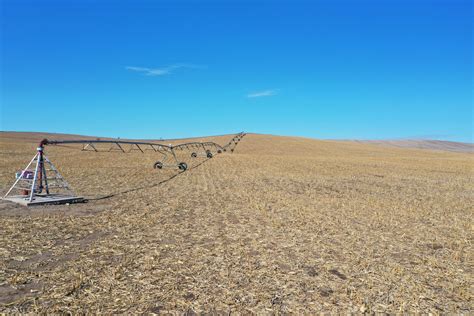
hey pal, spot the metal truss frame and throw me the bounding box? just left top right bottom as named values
left=3, top=132, right=246, bottom=206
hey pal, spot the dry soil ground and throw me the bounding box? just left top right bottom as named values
left=354, top=139, right=473, bottom=153
left=0, top=132, right=472, bottom=313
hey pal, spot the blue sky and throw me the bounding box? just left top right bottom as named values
left=1, top=0, right=472, bottom=141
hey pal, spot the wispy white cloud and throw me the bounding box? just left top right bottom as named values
left=246, top=89, right=278, bottom=98
left=126, top=64, right=204, bottom=76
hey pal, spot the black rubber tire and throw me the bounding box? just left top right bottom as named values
left=153, top=161, right=163, bottom=169
left=178, top=162, right=188, bottom=171
left=191, top=152, right=197, bottom=158
left=217, top=150, right=222, bottom=154
left=207, top=152, right=213, bottom=158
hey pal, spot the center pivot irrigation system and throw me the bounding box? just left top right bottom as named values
left=3, top=132, right=246, bottom=206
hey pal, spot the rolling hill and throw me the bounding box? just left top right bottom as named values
left=0, top=132, right=472, bottom=313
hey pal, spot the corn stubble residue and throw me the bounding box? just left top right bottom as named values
left=0, top=133, right=472, bottom=313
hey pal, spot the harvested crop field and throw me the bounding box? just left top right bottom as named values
left=0, top=132, right=472, bottom=313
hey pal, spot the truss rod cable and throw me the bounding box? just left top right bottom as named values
left=43, top=132, right=245, bottom=154
left=48, top=143, right=87, bottom=150
left=172, top=141, right=225, bottom=151
left=45, top=139, right=174, bottom=150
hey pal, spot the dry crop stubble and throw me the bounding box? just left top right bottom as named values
left=0, top=132, right=472, bottom=313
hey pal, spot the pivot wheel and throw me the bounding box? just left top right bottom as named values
left=217, top=150, right=222, bottom=154
left=178, top=162, right=188, bottom=171
left=191, top=152, right=197, bottom=158
left=207, top=152, right=213, bottom=158
left=153, top=161, right=163, bottom=169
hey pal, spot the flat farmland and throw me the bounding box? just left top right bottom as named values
left=0, top=132, right=472, bottom=313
